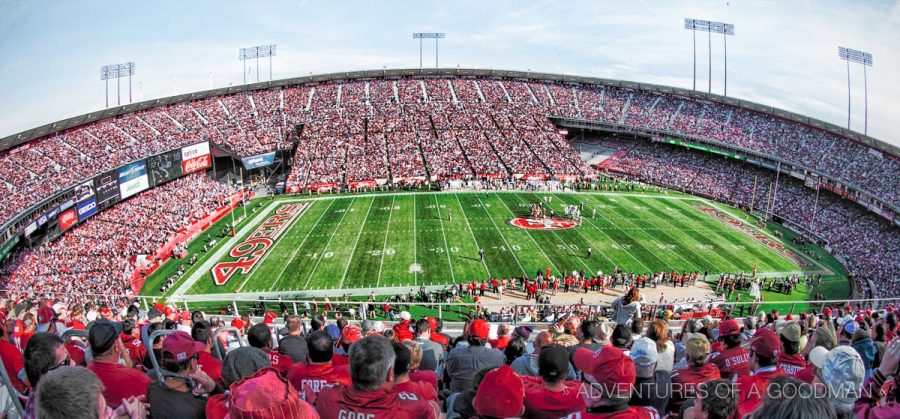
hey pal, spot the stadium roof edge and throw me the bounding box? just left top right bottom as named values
left=1, top=67, right=896, bottom=158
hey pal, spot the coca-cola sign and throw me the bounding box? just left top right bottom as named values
left=58, top=208, right=78, bottom=231
left=182, top=154, right=211, bottom=174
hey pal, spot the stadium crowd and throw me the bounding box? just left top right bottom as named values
left=605, top=140, right=899, bottom=298
left=0, top=174, right=236, bottom=307
left=4, top=75, right=896, bottom=227
left=1, top=293, right=900, bottom=418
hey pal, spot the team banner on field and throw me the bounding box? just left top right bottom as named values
left=241, top=152, right=276, bottom=170
left=118, top=160, right=150, bottom=199
left=210, top=203, right=309, bottom=286
left=148, top=149, right=183, bottom=186
left=181, top=142, right=211, bottom=174
left=94, top=169, right=121, bottom=210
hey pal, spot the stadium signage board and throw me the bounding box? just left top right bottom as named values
left=210, top=203, right=308, bottom=286
left=57, top=208, right=78, bottom=232
left=148, top=149, right=184, bottom=186
left=181, top=142, right=211, bottom=174
left=94, top=169, right=121, bottom=210
left=118, top=160, right=150, bottom=199
left=240, top=152, right=276, bottom=170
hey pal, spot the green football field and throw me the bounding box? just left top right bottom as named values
left=142, top=190, right=848, bottom=304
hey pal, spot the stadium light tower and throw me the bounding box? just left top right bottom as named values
left=100, top=62, right=136, bottom=108
left=239, top=44, right=277, bottom=84
left=684, top=19, right=734, bottom=95
left=838, top=47, right=873, bottom=134
left=413, top=33, right=446, bottom=68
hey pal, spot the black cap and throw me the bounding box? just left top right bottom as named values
left=88, top=319, right=123, bottom=355
left=538, top=344, right=569, bottom=382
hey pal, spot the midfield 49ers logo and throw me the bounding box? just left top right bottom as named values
left=211, top=203, right=309, bottom=285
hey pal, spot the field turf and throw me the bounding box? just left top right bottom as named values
left=143, top=191, right=847, bottom=307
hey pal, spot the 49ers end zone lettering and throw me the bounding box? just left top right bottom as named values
left=211, top=203, right=309, bottom=285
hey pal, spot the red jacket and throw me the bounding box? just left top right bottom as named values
left=87, top=360, right=151, bottom=409
left=490, top=336, right=511, bottom=350
left=669, top=363, right=721, bottom=413
left=315, top=384, right=436, bottom=419
left=197, top=350, right=225, bottom=387
left=735, top=366, right=783, bottom=418
left=393, top=320, right=414, bottom=342
left=394, top=379, right=438, bottom=403
left=264, top=349, right=293, bottom=376
left=854, top=371, right=900, bottom=419
left=520, top=375, right=584, bottom=419
left=120, top=333, right=147, bottom=369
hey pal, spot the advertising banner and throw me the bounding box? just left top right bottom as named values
left=94, top=169, right=121, bottom=210
left=181, top=142, right=211, bottom=174
left=118, top=160, right=150, bottom=199
left=58, top=208, right=78, bottom=232
left=148, top=149, right=183, bottom=186
left=74, top=180, right=95, bottom=203
left=76, top=197, right=98, bottom=221
left=241, top=152, right=276, bottom=170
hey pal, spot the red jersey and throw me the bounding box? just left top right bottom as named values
left=430, top=333, right=449, bottom=348
left=0, top=340, right=25, bottom=393
left=87, top=360, right=152, bottom=409
left=795, top=363, right=816, bottom=384
left=197, top=350, right=225, bottom=387
left=332, top=353, right=350, bottom=367
left=409, top=369, right=438, bottom=392
left=490, top=336, right=511, bottom=350
left=394, top=379, right=438, bottom=403
left=316, top=384, right=436, bottom=419
left=776, top=353, right=807, bottom=377
left=710, top=346, right=750, bottom=380
left=287, top=361, right=351, bottom=405
left=521, top=375, right=584, bottom=419
left=264, top=349, right=293, bottom=376
left=735, top=367, right=784, bottom=418
left=583, top=406, right=660, bottom=419
left=120, top=333, right=147, bottom=369
left=669, top=363, right=721, bottom=413
left=205, top=394, right=229, bottom=419
left=19, top=331, right=33, bottom=352
left=65, top=340, right=88, bottom=366
left=393, top=321, right=414, bottom=342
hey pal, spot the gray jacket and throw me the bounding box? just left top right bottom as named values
left=414, top=337, right=445, bottom=372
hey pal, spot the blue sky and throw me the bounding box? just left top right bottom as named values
left=1, top=0, right=898, bottom=148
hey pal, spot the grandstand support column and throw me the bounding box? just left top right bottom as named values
left=846, top=58, right=851, bottom=129
left=420, top=37, right=423, bottom=68
left=693, top=29, right=696, bottom=90
left=708, top=29, right=711, bottom=94
left=105, top=78, right=108, bottom=108
left=863, top=64, right=868, bottom=135
left=723, top=32, right=727, bottom=96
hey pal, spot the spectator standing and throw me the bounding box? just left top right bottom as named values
left=413, top=319, right=444, bottom=372
left=610, top=288, right=641, bottom=326
left=279, top=315, right=309, bottom=363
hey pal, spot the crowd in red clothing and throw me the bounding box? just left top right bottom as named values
left=0, top=173, right=236, bottom=307
left=3, top=294, right=900, bottom=418
left=606, top=139, right=899, bottom=299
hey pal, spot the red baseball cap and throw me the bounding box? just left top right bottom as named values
left=164, top=306, right=174, bottom=317
left=179, top=311, right=191, bottom=321
left=468, top=319, right=490, bottom=340
left=263, top=312, right=277, bottom=325
left=472, top=366, right=524, bottom=418
left=231, top=318, right=246, bottom=329
left=341, top=324, right=362, bottom=345
left=745, top=328, right=781, bottom=359
left=855, top=314, right=865, bottom=323
left=427, top=317, right=438, bottom=332
left=229, top=368, right=314, bottom=419
left=573, top=346, right=636, bottom=397
left=718, top=319, right=740, bottom=337
left=823, top=307, right=833, bottom=316
left=785, top=314, right=794, bottom=321
left=161, top=331, right=205, bottom=362
left=100, top=307, right=113, bottom=319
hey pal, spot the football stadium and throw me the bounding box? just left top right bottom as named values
left=0, top=2, right=898, bottom=418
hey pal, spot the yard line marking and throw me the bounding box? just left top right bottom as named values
left=454, top=193, right=492, bottom=277
left=474, top=194, right=527, bottom=276
left=434, top=195, right=457, bottom=283
left=303, top=197, right=356, bottom=290
left=616, top=196, right=731, bottom=271
left=574, top=194, right=660, bottom=273
left=267, top=200, right=335, bottom=291
left=339, top=197, right=375, bottom=289
left=376, top=196, right=396, bottom=287
left=493, top=194, right=561, bottom=275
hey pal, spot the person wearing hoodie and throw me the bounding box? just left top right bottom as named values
left=610, top=287, right=641, bottom=326
left=850, top=323, right=876, bottom=379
